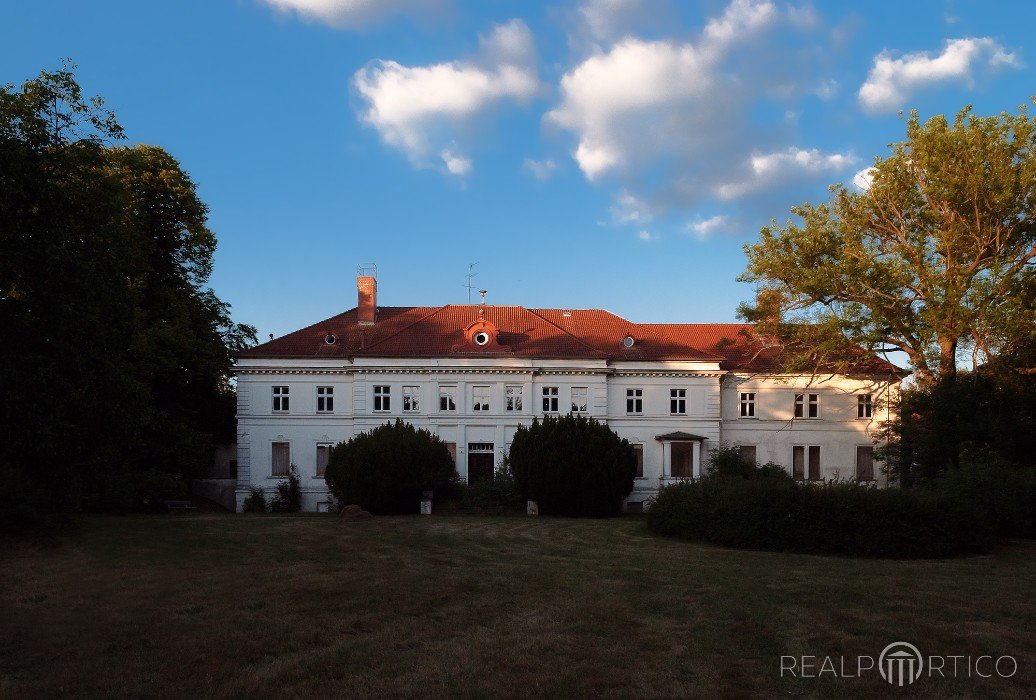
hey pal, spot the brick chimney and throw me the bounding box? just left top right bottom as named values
left=357, top=275, right=377, bottom=325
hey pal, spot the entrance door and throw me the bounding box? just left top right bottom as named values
left=467, top=443, right=495, bottom=485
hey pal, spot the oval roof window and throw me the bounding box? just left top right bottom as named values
left=324, top=333, right=337, bottom=345
left=473, top=331, right=491, bottom=346
left=622, top=336, right=635, bottom=348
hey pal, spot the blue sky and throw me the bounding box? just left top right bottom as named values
left=2, top=0, right=1033, bottom=340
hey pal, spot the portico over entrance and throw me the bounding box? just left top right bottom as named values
left=655, top=432, right=706, bottom=481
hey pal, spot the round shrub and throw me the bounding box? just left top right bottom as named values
left=324, top=420, right=458, bottom=515
left=706, top=444, right=792, bottom=481
left=646, top=477, right=993, bottom=558
left=508, top=414, right=636, bottom=517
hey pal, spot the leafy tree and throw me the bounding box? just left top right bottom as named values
left=0, top=63, right=254, bottom=524
left=739, top=105, right=1036, bottom=384
left=508, top=414, right=636, bottom=517
left=324, top=420, right=458, bottom=515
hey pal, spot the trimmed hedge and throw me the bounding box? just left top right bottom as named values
left=929, top=455, right=1036, bottom=539
left=509, top=414, right=636, bottom=517
left=646, top=477, right=993, bottom=558
left=324, top=420, right=458, bottom=515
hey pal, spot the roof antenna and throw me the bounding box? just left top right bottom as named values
left=465, top=262, right=478, bottom=304
left=479, top=289, right=487, bottom=305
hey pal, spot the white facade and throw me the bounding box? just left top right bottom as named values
left=234, top=355, right=898, bottom=512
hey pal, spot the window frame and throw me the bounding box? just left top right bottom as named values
left=372, top=385, right=391, bottom=412
left=857, top=394, right=873, bottom=419
left=794, top=393, right=820, bottom=419
left=271, top=441, right=290, bottom=477
left=571, top=386, right=588, bottom=413
left=670, top=388, right=687, bottom=415
left=438, top=385, right=457, bottom=412
left=792, top=445, right=823, bottom=481
left=272, top=385, right=290, bottom=413
left=315, top=442, right=332, bottom=478
left=402, top=385, right=420, bottom=413
left=739, top=391, right=756, bottom=418
left=626, top=388, right=643, bottom=415
left=632, top=443, right=644, bottom=479
left=856, top=445, right=875, bottom=481
left=542, top=386, right=559, bottom=413
left=472, top=385, right=491, bottom=412
left=505, top=385, right=523, bottom=412
left=316, top=386, right=334, bottom=413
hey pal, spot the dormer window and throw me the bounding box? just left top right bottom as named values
left=464, top=319, right=499, bottom=348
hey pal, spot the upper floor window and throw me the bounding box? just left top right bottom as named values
left=571, top=387, right=588, bottom=413
left=857, top=394, right=873, bottom=419
left=794, top=393, right=820, bottom=419
left=402, top=386, right=420, bottom=412
left=670, top=389, right=687, bottom=415
left=626, top=388, right=643, bottom=414
left=542, top=386, right=559, bottom=413
left=272, top=386, right=289, bottom=413
left=316, top=386, right=333, bottom=413
left=505, top=385, right=523, bottom=412
left=373, top=385, right=390, bottom=412
left=739, top=392, right=756, bottom=418
left=439, top=385, right=457, bottom=412
left=472, top=385, right=490, bottom=412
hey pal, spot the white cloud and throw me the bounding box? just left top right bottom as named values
left=441, top=149, right=472, bottom=175
left=261, top=0, right=439, bottom=29
left=523, top=157, right=556, bottom=180
left=579, top=0, right=655, bottom=42
left=859, top=37, right=1021, bottom=114
left=686, top=214, right=733, bottom=239
left=812, top=79, right=839, bottom=100
left=852, top=166, right=876, bottom=191
left=549, top=0, right=853, bottom=221
left=637, top=229, right=658, bottom=242
left=716, top=147, right=856, bottom=199
left=353, top=19, right=540, bottom=174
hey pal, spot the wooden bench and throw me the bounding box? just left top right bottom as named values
left=165, top=500, right=195, bottom=514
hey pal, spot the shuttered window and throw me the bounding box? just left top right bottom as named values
left=272, top=442, right=290, bottom=477
left=856, top=446, right=875, bottom=481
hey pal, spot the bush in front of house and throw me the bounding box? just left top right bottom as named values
left=324, top=420, right=459, bottom=515
left=457, top=462, right=525, bottom=514
left=646, top=477, right=993, bottom=557
left=268, top=465, right=302, bottom=513
left=90, top=468, right=189, bottom=513
left=705, top=444, right=792, bottom=481
left=242, top=486, right=267, bottom=513
left=508, top=414, right=637, bottom=517
left=927, top=453, right=1036, bottom=539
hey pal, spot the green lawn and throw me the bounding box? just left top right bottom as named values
left=1, top=515, right=1033, bottom=698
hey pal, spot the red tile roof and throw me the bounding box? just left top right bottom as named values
left=237, top=304, right=903, bottom=375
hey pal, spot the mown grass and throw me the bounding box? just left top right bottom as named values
left=1, top=515, right=1034, bottom=698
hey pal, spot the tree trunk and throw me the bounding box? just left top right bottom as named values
left=938, top=336, right=958, bottom=379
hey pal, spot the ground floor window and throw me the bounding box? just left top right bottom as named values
left=671, top=442, right=693, bottom=478
left=739, top=445, right=757, bottom=464
left=856, top=445, right=875, bottom=481
left=272, top=442, right=290, bottom=477
left=467, top=443, right=494, bottom=485
left=792, top=445, right=822, bottom=481
left=316, top=443, right=331, bottom=478
left=632, top=444, right=644, bottom=478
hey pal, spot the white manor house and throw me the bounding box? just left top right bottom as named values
left=233, top=274, right=905, bottom=512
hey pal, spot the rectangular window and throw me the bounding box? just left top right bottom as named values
left=856, top=446, right=875, bottom=481
left=739, top=445, right=757, bottom=464
left=542, top=386, right=559, bottom=412
left=402, top=385, right=420, bottom=412
left=571, top=387, right=588, bottom=413
left=670, top=389, right=687, bottom=415
left=633, top=444, right=644, bottom=478
left=439, top=385, right=456, bottom=412
left=739, top=392, right=756, bottom=418
left=473, top=385, right=490, bottom=412
left=272, top=386, right=289, bottom=412
left=373, top=385, right=390, bottom=412
left=671, top=442, right=693, bottom=478
left=858, top=394, right=873, bottom=419
left=794, top=393, right=820, bottom=418
left=445, top=442, right=457, bottom=465
left=794, top=445, right=822, bottom=480
left=272, top=442, right=290, bottom=477
left=505, top=385, right=523, bottom=412
left=315, top=443, right=331, bottom=478
left=626, top=388, right=643, bottom=414
left=316, top=386, right=333, bottom=413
